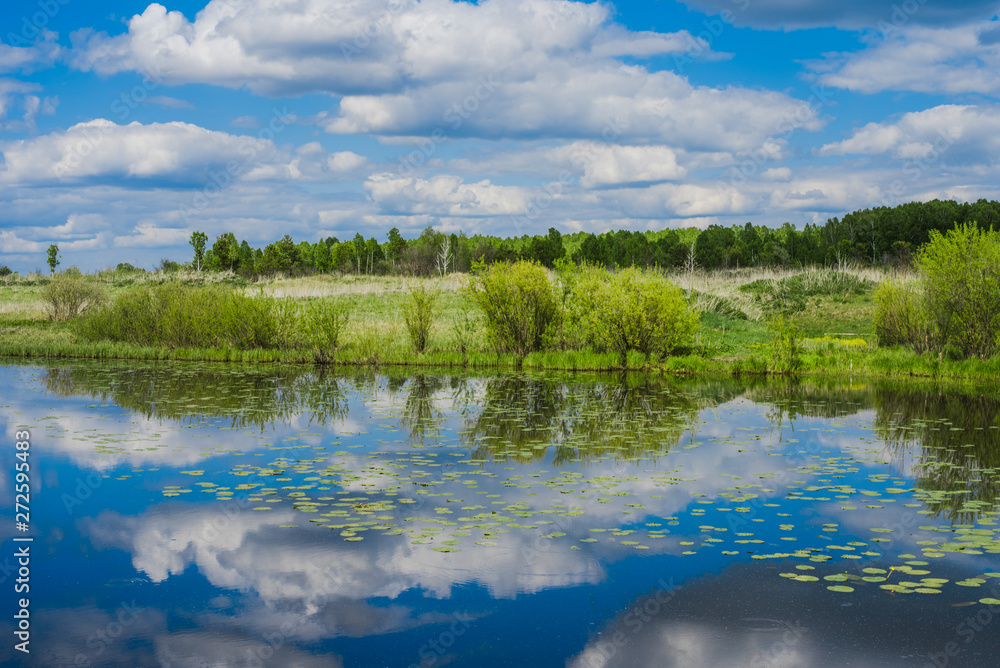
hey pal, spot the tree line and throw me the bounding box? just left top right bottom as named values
left=164, top=198, right=1000, bottom=277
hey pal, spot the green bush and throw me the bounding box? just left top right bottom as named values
left=575, top=267, right=698, bottom=365
left=76, top=283, right=297, bottom=349
left=918, top=223, right=1000, bottom=358
left=302, top=298, right=351, bottom=353
left=467, top=261, right=560, bottom=359
left=450, top=299, right=479, bottom=354
left=39, top=275, right=107, bottom=321
left=0, top=265, right=12, bottom=277
left=873, top=279, right=932, bottom=352
left=402, top=282, right=440, bottom=353
left=767, top=314, right=801, bottom=374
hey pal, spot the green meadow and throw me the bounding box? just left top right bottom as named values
left=3, top=261, right=998, bottom=381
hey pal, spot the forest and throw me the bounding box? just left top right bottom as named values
left=155, top=198, right=1000, bottom=279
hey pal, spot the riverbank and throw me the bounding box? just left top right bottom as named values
left=2, top=267, right=998, bottom=381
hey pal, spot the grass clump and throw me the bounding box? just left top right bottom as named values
left=40, top=275, right=107, bottom=321
left=302, top=298, right=350, bottom=355
left=740, top=269, right=876, bottom=314
left=402, top=282, right=440, bottom=354
left=873, top=279, right=932, bottom=352
left=76, top=283, right=294, bottom=349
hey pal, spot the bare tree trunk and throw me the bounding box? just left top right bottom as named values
left=437, top=235, right=451, bottom=277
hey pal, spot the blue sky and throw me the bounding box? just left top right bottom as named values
left=2, top=0, right=1000, bottom=271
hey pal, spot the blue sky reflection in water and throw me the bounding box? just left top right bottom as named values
left=2, top=362, right=1000, bottom=666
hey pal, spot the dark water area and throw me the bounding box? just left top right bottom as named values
left=2, top=361, right=1000, bottom=667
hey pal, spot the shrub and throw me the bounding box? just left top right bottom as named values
left=557, top=262, right=603, bottom=350
left=302, top=298, right=351, bottom=352
left=467, top=260, right=560, bottom=359
left=450, top=299, right=479, bottom=354
left=575, top=267, right=698, bottom=365
left=873, top=279, right=932, bottom=352
left=917, top=223, right=1000, bottom=358
left=116, top=262, right=144, bottom=273
left=76, top=283, right=295, bottom=349
left=767, top=314, right=801, bottom=374
left=0, top=265, right=12, bottom=277
left=39, top=275, right=107, bottom=321
left=402, top=282, right=440, bottom=353
left=354, top=320, right=391, bottom=364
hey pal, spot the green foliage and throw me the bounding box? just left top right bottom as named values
left=76, top=283, right=296, bottom=349
left=354, top=321, right=391, bottom=364
left=466, top=260, right=560, bottom=359
left=0, top=265, right=12, bottom=277
left=873, top=280, right=932, bottom=352
left=39, top=275, right=107, bottom=321
left=189, top=231, right=208, bottom=271
left=115, top=262, right=143, bottom=273
left=740, top=270, right=875, bottom=314
left=46, top=244, right=60, bottom=274
left=917, top=223, right=1000, bottom=359
left=767, top=315, right=802, bottom=374
left=573, top=267, right=699, bottom=365
left=402, top=282, right=440, bottom=353
left=302, top=298, right=351, bottom=354
left=450, top=299, right=480, bottom=355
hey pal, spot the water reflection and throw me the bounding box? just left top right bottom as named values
left=569, top=561, right=1000, bottom=668
left=41, top=362, right=350, bottom=429
left=873, top=387, right=1000, bottom=520
left=5, top=362, right=1000, bottom=667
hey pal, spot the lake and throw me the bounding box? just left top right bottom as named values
left=2, top=361, right=1000, bottom=667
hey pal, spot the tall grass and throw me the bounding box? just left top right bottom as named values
left=402, top=282, right=440, bottom=353
left=76, top=283, right=298, bottom=349
left=39, top=275, right=107, bottom=321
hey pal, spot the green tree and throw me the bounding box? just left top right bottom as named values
left=352, top=233, right=365, bottom=274
left=190, top=231, right=208, bottom=271
left=386, top=228, right=407, bottom=269
left=211, top=232, right=239, bottom=272
left=313, top=240, right=332, bottom=272
left=239, top=241, right=254, bottom=274
left=46, top=244, right=60, bottom=273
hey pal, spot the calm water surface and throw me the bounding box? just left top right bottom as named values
left=2, top=361, right=1000, bottom=667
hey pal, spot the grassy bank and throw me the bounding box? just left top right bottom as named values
left=2, top=266, right=998, bottom=381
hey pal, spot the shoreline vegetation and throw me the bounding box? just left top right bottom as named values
left=3, top=252, right=999, bottom=384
